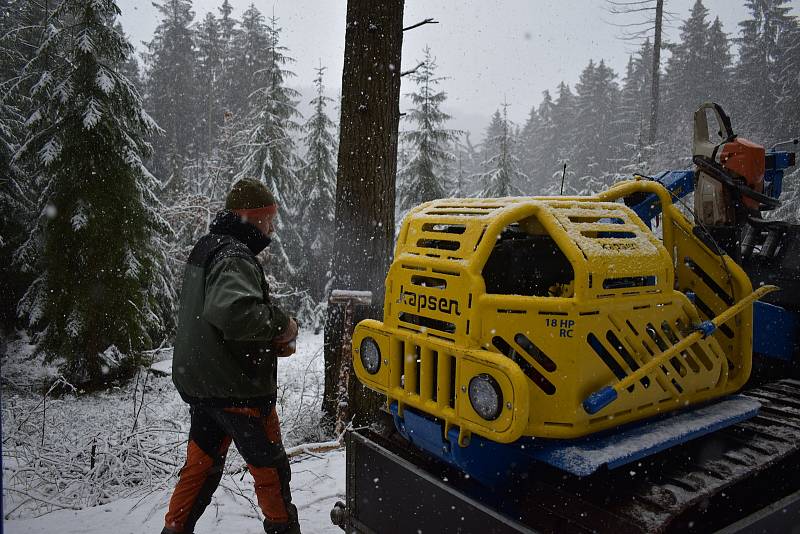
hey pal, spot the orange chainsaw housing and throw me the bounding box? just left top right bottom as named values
left=719, top=138, right=765, bottom=210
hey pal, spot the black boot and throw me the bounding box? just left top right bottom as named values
left=263, top=503, right=300, bottom=534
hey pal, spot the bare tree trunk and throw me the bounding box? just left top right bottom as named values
left=648, top=0, right=663, bottom=147
left=323, top=0, right=405, bottom=428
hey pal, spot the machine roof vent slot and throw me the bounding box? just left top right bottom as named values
left=432, top=268, right=460, bottom=277
left=426, top=210, right=493, bottom=217
left=410, top=275, right=447, bottom=290
left=421, top=223, right=467, bottom=234
left=569, top=215, right=625, bottom=225
left=602, top=276, right=657, bottom=290
left=580, top=230, right=637, bottom=239
left=492, top=336, right=556, bottom=395
left=417, top=238, right=460, bottom=251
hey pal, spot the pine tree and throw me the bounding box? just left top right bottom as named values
left=620, top=40, right=654, bottom=166
left=0, top=2, right=30, bottom=327
left=661, top=0, right=715, bottom=161
left=230, top=3, right=272, bottom=118
left=237, top=14, right=302, bottom=206
left=774, top=12, right=800, bottom=140
left=3, top=0, right=62, bottom=330
left=15, top=0, right=172, bottom=386
left=551, top=82, right=579, bottom=181
left=518, top=105, right=544, bottom=190
left=144, top=0, right=199, bottom=187
left=397, top=47, right=460, bottom=211
left=236, top=13, right=303, bottom=280
left=534, top=89, right=564, bottom=193
left=734, top=0, right=796, bottom=140
left=573, top=59, right=622, bottom=182
left=704, top=17, right=734, bottom=107
left=475, top=103, right=527, bottom=197
left=299, top=65, right=337, bottom=302
left=217, top=0, right=240, bottom=114
left=195, top=12, right=224, bottom=156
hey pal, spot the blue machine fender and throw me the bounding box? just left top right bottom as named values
left=754, top=300, right=799, bottom=362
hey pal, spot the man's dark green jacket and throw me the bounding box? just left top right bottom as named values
left=172, top=211, right=290, bottom=406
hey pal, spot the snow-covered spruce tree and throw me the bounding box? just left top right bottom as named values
left=519, top=105, right=544, bottom=190
left=533, top=82, right=580, bottom=195
left=195, top=11, right=224, bottom=157
left=704, top=17, right=734, bottom=108
left=396, top=47, right=460, bottom=212
left=451, top=134, right=477, bottom=197
left=618, top=39, right=654, bottom=172
left=661, top=0, right=734, bottom=163
left=551, top=82, right=579, bottom=183
left=533, top=89, right=566, bottom=194
left=144, top=0, right=199, bottom=191
left=236, top=14, right=302, bottom=206
left=15, top=0, right=172, bottom=386
left=572, top=59, right=623, bottom=187
left=229, top=4, right=272, bottom=119
left=475, top=104, right=528, bottom=198
left=774, top=12, right=800, bottom=141
left=733, top=0, right=796, bottom=141
left=0, top=3, right=30, bottom=328
left=236, top=13, right=304, bottom=285
left=3, top=0, right=63, bottom=332
left=299, top=64, right=337, bottom=304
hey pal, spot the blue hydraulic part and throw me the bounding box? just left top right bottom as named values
left=628, top=170, right=694, bottom=228
left=764, top=149, right=796, bottom=198
left=582, top=386, right=618, bottom=415
left=754, top=300, right=799, bottom=362
left=696, top=320, right=717, bottom=339
left=391, top=396, right=760, bottom=481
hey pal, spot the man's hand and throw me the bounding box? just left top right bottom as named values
left=273, top=340, right=296, bottom=357
left=273, top=317, right=298, bottom=344
left=272, top=317, right=298, bottom=357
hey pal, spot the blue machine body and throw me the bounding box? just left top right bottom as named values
left=392, top=396, right=760, bottom=483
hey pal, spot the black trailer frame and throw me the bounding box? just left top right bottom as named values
left=334, top=410, right=800, bottom=534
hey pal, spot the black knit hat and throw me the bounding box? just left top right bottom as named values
left=225, top=179, right=277, bottom=210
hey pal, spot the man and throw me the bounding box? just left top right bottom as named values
left=162, top=179, right=300, bottom=534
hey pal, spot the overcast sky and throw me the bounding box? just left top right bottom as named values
left=118, top=0, right=795, bottom=135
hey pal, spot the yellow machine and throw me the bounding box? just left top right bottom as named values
left=352, top=179, right=775, bottom=447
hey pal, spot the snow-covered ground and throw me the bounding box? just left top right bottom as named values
left=2, top=330, right=346, bottom=533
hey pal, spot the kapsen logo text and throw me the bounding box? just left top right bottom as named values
left=397, top=285, right=461, bottom=316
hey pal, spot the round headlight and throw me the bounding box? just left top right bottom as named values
left=359, top=337, right=381, bottom=375
left=468, top=374, right=503, bottom=421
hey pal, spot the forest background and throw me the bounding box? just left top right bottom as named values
left=1, top=0, right=799, bottom=390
